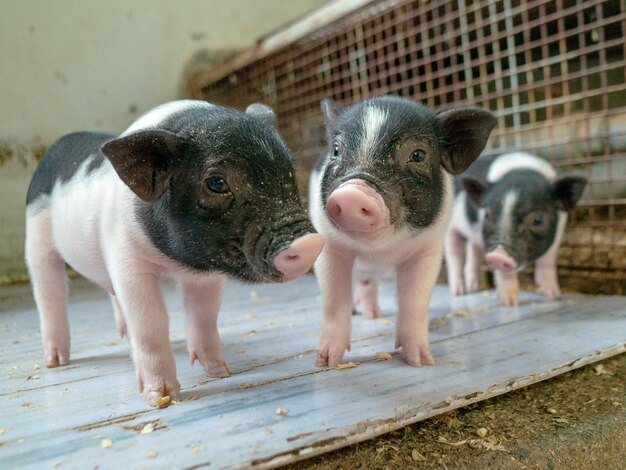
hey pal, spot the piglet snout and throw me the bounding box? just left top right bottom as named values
left=485, top=246, right=517, bottom=272
left=273, top=233, right=325, bottom=281
left=326, top=180, right=389, bottom=233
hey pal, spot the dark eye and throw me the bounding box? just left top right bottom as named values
left=332, top=142, right=340, bottom=158
left=533, top=214, right=544, bottom=226
left=206, top=175, right=230, bottom=194
left=411, top=149, right=426, bottom=163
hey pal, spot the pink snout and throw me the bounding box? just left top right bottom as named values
left=273, top=233, right=325, bottom=281
left=326, top=180, right=389, bottom=234
left=485, top=246, right=517, bottom=272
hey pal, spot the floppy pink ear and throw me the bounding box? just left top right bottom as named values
left=437, top=108, right=496, bottom=175
left=101, top=130, right=183, bottom=202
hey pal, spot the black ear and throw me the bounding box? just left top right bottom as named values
left=461, top=177, right=489, bottom=207
left=101, top=130, right=182, bottom=202
left=553, top=175, right=587, bottom=211
left=320, top=99, right=345, bottom=129
left=245, top=103, right=277, bottom=127
left=437, top=108, right=496, bottom=175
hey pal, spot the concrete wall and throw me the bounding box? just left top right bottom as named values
left=0, top=0, right=327, bottom=283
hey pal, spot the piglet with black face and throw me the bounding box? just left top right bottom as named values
left=25, top=100, right=324, bottom=406
left=309, top=96, right=495, bottom=367
left=445, top=152, right=586, bottom=306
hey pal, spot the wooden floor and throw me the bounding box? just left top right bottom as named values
left=0, top=276, right=624, bottom=469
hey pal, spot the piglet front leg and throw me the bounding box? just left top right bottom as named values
left=181, top=275, right=230, bottom=378
left=111, top=267, right=180, bottom=406
left=395, top=249, right=440, bottom=367
left=495, top=270, right=520, bottom=307
left=315, top=241, right=354, bottom=367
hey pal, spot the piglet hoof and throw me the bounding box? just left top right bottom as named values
left=316, top=340, right=351, bottom=367
left=353, top=302, right=382, bottom=319
left=190, top=352, right=231, bottom=378
left=395, top=337, right=435, bottom=367
left=464, top=277, right=480, bottom=294
left=499, top=289, right=520, bottom=307
left=535, top=271, right=561, bottom=299
left=141, top=377, right=181, bottom=407
left=44, top=347, right=70, bottom=368
left=449, top=277, right=466, bottom=296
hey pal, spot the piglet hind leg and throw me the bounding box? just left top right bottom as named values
left=181, top=275, right=230, bottom=378
left=444, top=229, right=467, bottom=296
left=111, top=269, right=180, bottom=406
left=464, top=242, right=484, bottom=293
left=314, top=242, right=355, bottom=367
left=353, top=277, right=382, bottom=319
left=26, top=213, right=71, bottom=368
left=395, top=250, right=440, bottom=367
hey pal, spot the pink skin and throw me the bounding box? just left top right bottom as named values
left=326, top=180, right=390, bottom=236
left=485, top=245, right=517, bottom=272
left=312, top=177, right=448, bottom=368
left=273, top=233, right=325, bottom=281
left=26, top=166, right=323, bottom=406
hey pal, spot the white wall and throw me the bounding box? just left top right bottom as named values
left=0, top=0, right=328, bottom=282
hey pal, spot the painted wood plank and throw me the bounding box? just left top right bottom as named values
left=0, top=276, right=624, bottom=469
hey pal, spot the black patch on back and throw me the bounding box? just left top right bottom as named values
left=26, top=131, right=116, bottom=207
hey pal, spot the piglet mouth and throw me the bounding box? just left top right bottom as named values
left=245, top=220, right=323, bottom=283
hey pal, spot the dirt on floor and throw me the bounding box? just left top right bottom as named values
left=287, top=353, right=626, bottom=470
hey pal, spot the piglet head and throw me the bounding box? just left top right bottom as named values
left=463, top=171, right=587, bottom=271
left=101, top=103, right=324, bottom=283
left=319, top=97, right=496, bottom=240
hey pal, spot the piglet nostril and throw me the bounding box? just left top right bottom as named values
left=361, top=207, right=371, bottom=217
left=273, top=233, right=325, bottom=281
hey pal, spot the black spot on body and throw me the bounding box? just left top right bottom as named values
left=26, top=131, right=116, bottom=208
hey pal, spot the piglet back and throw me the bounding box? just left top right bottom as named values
left=26, top=131, right=116, bottom=211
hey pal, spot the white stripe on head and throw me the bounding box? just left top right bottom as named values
left=121, top=100, right=213, bottom=136
left=488, top=152, right=556, bottom=182
left=359, top=105, right=387, bottom=164
left=499, top=189, right=519, bottom=236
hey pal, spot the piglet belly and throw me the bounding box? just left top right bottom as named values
left=49, top=174, right=121, bottom=289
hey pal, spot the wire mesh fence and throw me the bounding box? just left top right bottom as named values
left=188, top=0, right=626, bottom=288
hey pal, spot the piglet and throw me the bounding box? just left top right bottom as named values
left=25, top=100, right=325, bottom=406
left=445, top=152, right=587, bottom=306
left=309, top=96, right=495, bottom=367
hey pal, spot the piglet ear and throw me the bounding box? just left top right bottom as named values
left=553, top=175, right=587, bottom=211
left=321, top=99, right=345, bottom=128
left=245, top=103, right=277, bottom=127
left=101, top=130, right=182, bottom=202
left=437, top=108, right=496, bottom=175
left=461, top=177, right=489, bottom=207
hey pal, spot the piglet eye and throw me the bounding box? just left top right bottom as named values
left=206, top=175, right=230, bottom=194
left=332, top=142, right=340, bottom=158
left=411, top=149, right=426, bottom=163
left=533, top=214, right=544, bottom=226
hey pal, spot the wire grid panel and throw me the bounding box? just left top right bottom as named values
left=189, top=0, right=626, bottom=277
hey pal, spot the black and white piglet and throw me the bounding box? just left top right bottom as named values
left=309, top=96, right=495, bottom=367
left=25, top=100, right=325, bottom=406
left=445, top=152, right=587, bottom=306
